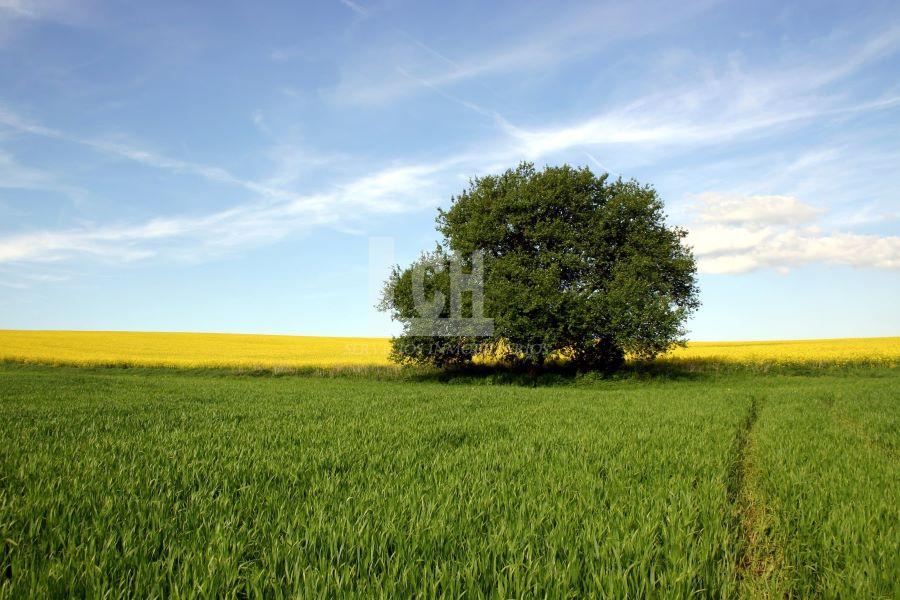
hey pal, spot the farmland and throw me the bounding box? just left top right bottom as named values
left=1, top=358, right=897, bottom=597
left=1, top=330, right=898, bottom=370
left=0, top=330, right=393, bottom=369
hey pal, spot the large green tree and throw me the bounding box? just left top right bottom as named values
left=380, top=163, right=699, bottom=371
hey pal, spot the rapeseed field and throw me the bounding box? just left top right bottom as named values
left=1, top=330, right=897, bottom=369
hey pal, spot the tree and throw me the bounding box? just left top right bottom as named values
left=379, top=163, right=699, bottom=372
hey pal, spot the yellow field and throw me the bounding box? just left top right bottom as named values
left=0, top=330, right=393, bottom=368
left=665, top=337, right=900, bottom=367
left=0, top=330, right=897, bottom=369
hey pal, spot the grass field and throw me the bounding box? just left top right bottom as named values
left=1, top=330, right=898, bottom=369
left=0, top=362, right=897, bottom=597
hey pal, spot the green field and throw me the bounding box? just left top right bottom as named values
left=0, top=364, right=897, bottom=597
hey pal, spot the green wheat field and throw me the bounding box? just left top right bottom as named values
left=1, top=358, right=897, bottom=597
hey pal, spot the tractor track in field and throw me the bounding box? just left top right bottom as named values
left=728, top=396, right=779, bottom=598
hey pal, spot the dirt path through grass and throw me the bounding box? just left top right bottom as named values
left=731, top=397, right=782, bottom=598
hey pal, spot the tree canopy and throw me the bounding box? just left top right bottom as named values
left=379, top=163, right=699, bottom=372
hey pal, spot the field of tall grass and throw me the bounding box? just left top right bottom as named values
left=1, top=363, right=897, bottom=597
left=1, top=331, right=897, bottom=596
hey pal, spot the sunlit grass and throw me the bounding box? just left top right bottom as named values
left=1, top=364, right=896, bottom=596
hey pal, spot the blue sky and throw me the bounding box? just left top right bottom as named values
left=0, top=0, right=898, bottom=340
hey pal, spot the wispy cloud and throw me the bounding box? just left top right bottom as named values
left=331, top=0, right=720, bottom=106
left=0, top=105, right=302, bottom=201
left=338, top=0, right=367, bottom=17
left=0, top=0, right=34, bottom=18
left=0, top=98, right=473, bottom=266
left=498, top=37, right=900, bottom=161
left=0, top=150, right=83, bottom=200
left=3, top=13, right=898, bottom=276
left=0, top=268, right=71, bottom=289
left=387, top=20, right=900, bottom=190
left=0, top=0, right=90, bottom=19
left=0, top=157, right=453, bottom=264
left=0, top=0, right=97, bottom=44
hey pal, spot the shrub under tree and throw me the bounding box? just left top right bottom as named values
left=379, top=162, right=699, bottom=372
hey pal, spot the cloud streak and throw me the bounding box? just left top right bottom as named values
left=0, top=158, right=450, bottom=264
left=0, top=150, right=85, bottom=200
left=498, top=36, right=900, bottom=161
left=331, top=0, right=720, bottom=106
left=2, top=17, right=898, bottom=275
left=0, top=105, right=309, bottom=202
left=0, top=101, right=473, bottom=265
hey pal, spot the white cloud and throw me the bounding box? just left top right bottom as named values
left=338, top=0, right=367, bottom=17
left=0, top=0, right=96, bottom=37
left=0, top=150, right=85, bottom=200
left=692, top=229, right=900, bottom=274
left=0, top=150, right=55, bottom=189
left=392, top=38, right=900, bottom=179
left=0, top=268, right=71, bottom=289
left=500, top=89, right=900, bottom=164
left=0, top=102, right=473, bottom=265
left=683, top=193, right=900, bottom=274
left=330, top=0, right=718, bottom=106
left=692, top=193, right=823, bottom=226
left=0, top=159, right=450, bottom=264
left=2, top=17, right=898, bottom=275
left=0, top=0, right=34, bottom=17
left=260, top=143, right=348, bottom=189
left=687, top=223, right=776, bottom=258
left=336, top=163, right=442, bottom=212
left=0, top=105, right=296, bottom=202
left=493, top=25, right=900, bottom=160
left=0, top=0, right=93, bottom=19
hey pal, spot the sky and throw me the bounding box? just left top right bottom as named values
left=0, top=0, right=898, bottom=340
